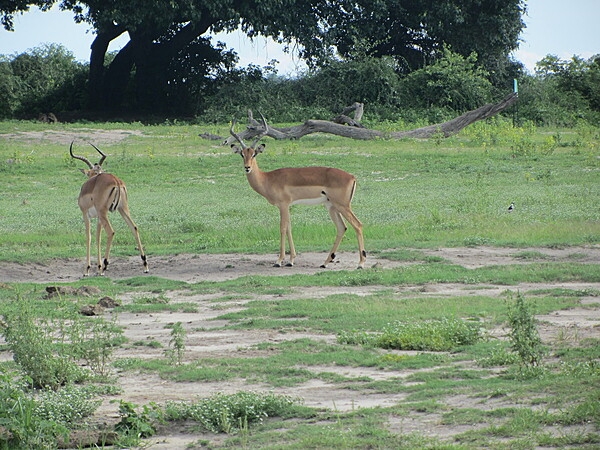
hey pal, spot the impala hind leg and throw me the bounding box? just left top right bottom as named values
left=321, top=206, right=347, bottom=268
left=82, top=214, right=92, bottom=276
left=339, top=207, right=366, bottom=269
left=118, top=206, right=149, bottom=273
left=97, top=215, right=115, bottom=275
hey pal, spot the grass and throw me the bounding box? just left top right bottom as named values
left=0, top=119, right=599, bottom=448
left=0, top=119, right=599, bottom=262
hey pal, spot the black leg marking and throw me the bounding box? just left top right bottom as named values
left=362, top=250, right=367, bottom=258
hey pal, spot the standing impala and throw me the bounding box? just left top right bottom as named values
left=230, top=114, right=366, bottom=269
left=70, top=142, right=149, bottom=276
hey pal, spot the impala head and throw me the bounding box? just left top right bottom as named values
left=230, top=112, right=269, bottom=174
left=70, top=141, right=107, bottom=178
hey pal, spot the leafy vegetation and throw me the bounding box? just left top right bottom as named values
left=338, top=317, right=484, bottom=351
left=1, top=0, right=525, bottom=114
left=506, top=293, right=546, bottom=369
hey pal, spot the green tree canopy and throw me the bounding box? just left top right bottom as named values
left=0, top=0, right=526, bottom=115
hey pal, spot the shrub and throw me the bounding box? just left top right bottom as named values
left=339, top=317, right=484, bottom=351
left=163, top=391, right=300, bottom=434
left=1, top=311, right=88, bottom=389
left=34, top=384, right=101, bottom=426
left=506, top=293, right=546, bottom=368
left=0, top=372, right=63, bottom=449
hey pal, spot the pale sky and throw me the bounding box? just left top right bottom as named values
left=0, top=0, right=598, bottom=75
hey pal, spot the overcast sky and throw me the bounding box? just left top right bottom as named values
left=0, top=0, right=598, bottom=75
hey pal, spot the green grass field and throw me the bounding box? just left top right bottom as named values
left=0, top=119, right=599, bottom=449
left=1, top=119, right=598, bottom=262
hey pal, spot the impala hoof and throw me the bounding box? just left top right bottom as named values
left=273, top=262, right=282, bottom=267
left=285, top=262, right=294, bottom=267
left=320, top=264, right=327, bottom=269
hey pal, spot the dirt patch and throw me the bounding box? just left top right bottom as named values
left=0, top=250, right=406, bottom=284
left=0, top=129, right=144, bottom=146
left=1, top=245, right=598, bottom=284
left=1, top=246, right=599, bottom=448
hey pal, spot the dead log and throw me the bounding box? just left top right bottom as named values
left=219, top=93, right=518, bottom=145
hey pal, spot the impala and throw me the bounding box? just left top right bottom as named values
left=230, top=114, right=366, bottom=269
left=70, top=142, right=149, bottom=276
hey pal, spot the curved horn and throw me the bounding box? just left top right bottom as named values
left=69, top=141, right=93, bottom=169
left=88, top=143, right=106, bottom=166
left=251, top=112, right=269, bottom=148
left=229, top=119, right=248, bottom=148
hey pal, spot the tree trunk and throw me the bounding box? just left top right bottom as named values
left=88, top=20, right=213, bottom=112
left=221, top=93, right=518, bottom=145
left=88, top=25, right=127, bottom=110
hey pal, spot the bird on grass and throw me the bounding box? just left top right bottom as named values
left=508, top=202, right=515, bottom=212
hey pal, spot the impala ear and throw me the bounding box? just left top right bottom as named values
left=79, top=168, right=87, bottom=175
left=255, top=144, right=265, bottom=153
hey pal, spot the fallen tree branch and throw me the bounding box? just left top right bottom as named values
left=218, top=93, right=518, bottom=145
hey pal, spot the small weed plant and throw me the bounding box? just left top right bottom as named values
left=70, top=315, right=125, bottom=377
left=114, top=400, right=160, bottom=444
left=0, top=372, right=66, bottom=449
left=165, top=321, right=187, bottom=365
left=476, top=343, right=520, bottom=367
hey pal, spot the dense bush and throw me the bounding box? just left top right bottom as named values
left=516, top=55, right=600, bottom=126
left=0, top=44, right=598, bottom=126
left=401, top=49, right=493, bottom=111
left=1, top=44, right=88, bottom=119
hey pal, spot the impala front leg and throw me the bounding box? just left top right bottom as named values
left=276, top=206, right=296, bottom=267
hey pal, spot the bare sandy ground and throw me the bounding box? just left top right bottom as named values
left=1, top=245, right=598, bottom=284
left=1, top=246, right=598, bottom=447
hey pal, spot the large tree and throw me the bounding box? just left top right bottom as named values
left=1, top=0, right=526, bottom=114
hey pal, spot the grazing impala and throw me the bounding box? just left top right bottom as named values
left=230, top=114, right=366, bottom=269
left=70, top=142, right=149, bottom=276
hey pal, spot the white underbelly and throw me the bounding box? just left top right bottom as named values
left=291, top=196, right=327, bottom=206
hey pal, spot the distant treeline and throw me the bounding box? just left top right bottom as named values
left=1, top=44, right=598, bottom=126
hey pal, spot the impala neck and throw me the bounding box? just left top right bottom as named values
left=245, top=159, right=269, bottom=195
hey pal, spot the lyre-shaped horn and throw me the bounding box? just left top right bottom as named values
left=251, top=112, right=269, bottom=148
left=88, top=143, right=107, bottom=166
left=69, top=141, right=93, bottom=168
left=229, top=119, right=248, bottom=148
